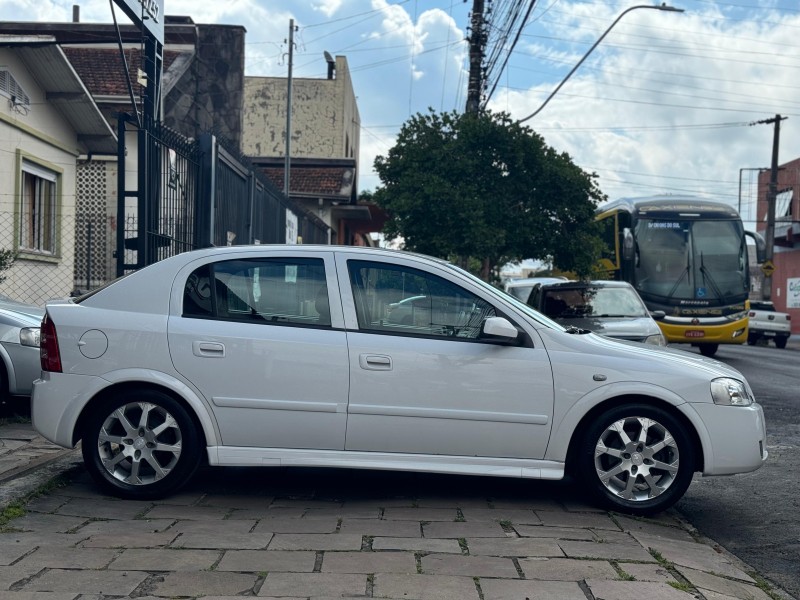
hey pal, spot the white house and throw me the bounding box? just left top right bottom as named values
left=0, top=38, right=116, bottom=305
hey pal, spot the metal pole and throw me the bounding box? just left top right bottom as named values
left=518, top=4, right=684, bottom=124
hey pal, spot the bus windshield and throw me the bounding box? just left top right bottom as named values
left=633, top=218, right=747, bottom=303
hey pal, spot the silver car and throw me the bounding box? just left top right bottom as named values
left=528, top=280, right=667, bottom=346
left=0, top=297, right=44, bottom=412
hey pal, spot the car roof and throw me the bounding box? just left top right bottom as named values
left=506, top=277, right=568, bottom=288
left=164, top=244, right=452, bottom=266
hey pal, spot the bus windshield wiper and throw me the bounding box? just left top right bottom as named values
left=699, top=251, right=723, bottom=300
left=665, top=253, right=690, bottom=301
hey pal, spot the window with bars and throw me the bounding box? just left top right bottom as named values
left=19, top=160, right=58, bottom=255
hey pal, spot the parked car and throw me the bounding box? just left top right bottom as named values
left=385, top=295, right=428, bottom=325
left=503, top=276, right=568, bottom=303
left=0, top=297, right=44, bottom=413
left=527, top=280, right=667, bottom=346
left=747, top=300, right=791, bottom=348
left=32, top=246, right=766, bottom=515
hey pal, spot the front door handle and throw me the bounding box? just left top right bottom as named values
left=193, top=341, right=225, bottom=357
left=359, top=354, right=392, bottom=371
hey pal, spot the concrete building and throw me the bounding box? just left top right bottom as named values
left=244, top=56, right=385, bottom=246
left=243, top=55, right=359, bottom=161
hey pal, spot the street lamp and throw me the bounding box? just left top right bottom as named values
left=517, top=3, right=685, bottom=124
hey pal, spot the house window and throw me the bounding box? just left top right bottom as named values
left=0, top=68, right=32, bottom=111
left=19, top=160, right=58, bottom=255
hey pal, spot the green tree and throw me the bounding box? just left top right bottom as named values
left=372, top=109, right=606, bottom=281
left=0, top=249, right=16, bottom=285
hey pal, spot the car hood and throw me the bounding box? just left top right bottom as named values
left=537, top=325, right=745, bottom=383
left=553, top=315, right=661, bottom=339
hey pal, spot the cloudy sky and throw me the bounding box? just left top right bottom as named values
left=3, top=0, right=799, bottom=227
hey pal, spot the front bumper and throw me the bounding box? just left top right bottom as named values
left=688, top=402, right=767, bottom=475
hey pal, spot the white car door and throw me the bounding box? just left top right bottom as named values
left=167, top=252, right=349, bottom=450
left=336, top=253, right=555, bottom=459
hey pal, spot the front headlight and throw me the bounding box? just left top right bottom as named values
left=710, top=377, right=753, bottom=406
left=644, top=333, right=667, bottom=346
left=20, top=327, right=41, bottom=348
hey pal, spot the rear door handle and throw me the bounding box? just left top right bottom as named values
left=359, top=354, right=392, bottom=371
left=193, top=341, right=225, bottom=357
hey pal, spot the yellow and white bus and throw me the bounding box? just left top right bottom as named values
left=596, top=196, right=765, bottom=357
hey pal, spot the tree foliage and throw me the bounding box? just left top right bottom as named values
left=0, top=249, right=16, bottom=285
left=372, top=109, right=606, bottom=280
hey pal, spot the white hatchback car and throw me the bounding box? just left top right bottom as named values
left=32, top=246, right=767, bottom=515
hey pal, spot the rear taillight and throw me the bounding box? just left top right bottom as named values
left=748, top=311, right=755, bottom=317
left=40, top=314, right=62, bottom=373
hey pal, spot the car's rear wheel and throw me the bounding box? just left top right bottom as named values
left=775, top=337, right=787, bottom=349
left=82, top=389, right=201, bottom=500
left=578, top=404, right=695, bottom=515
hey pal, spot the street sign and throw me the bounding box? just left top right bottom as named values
left=761, top=260, right=776, bottom=277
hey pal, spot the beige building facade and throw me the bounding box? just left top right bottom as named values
left=243, top=55, right=360, bottom=161
left=0, top=43, right=115, bottom=304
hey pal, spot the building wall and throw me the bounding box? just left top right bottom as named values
left=163, top=24, right=246, bottom=148
left=242, top=56, right=360, bottom=160
left=755, top=157, right=800, bottom=333
left=0, top=49, right=79, bottom=305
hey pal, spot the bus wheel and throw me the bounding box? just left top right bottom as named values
left=699, top=344, right=718, bottom=357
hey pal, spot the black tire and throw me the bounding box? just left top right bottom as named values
left=81, top=389, right=202, bottom=500
left=699, top=343, right=718, bottom=357
left=747, top=335, right=757, bottom=346
left=577, top=404, right=696, bottom=515
left=775, top=337, right=788, bottom=349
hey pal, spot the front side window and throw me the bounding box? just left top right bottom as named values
left=183, top=257, right=331, bottom=327
left=19, top=160, right=58, bottom=255
left=348, top=260, right=495, bottom=340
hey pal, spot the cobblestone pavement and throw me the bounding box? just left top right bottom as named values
left=0, top=422, right=794, bottom=600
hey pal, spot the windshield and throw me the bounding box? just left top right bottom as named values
left=633, top=218, right=747, bottom=303
left=541, top=286, right=648, bottom=319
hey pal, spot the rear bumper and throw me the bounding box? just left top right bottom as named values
left=31, top=372, right=107, bottom=448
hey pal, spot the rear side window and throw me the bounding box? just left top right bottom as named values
left=183, top=258, right=331, bottom=327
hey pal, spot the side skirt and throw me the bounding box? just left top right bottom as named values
left=207, top=447, right=565, bottom=480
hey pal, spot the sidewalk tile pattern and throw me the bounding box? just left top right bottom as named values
left=0, top=422, right=792, bottom=600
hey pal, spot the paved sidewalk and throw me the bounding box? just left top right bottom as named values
left=1, top=422, right=794, bottom=600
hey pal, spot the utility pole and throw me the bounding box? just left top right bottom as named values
left=284, top=19, right=297, bottom=198
left=465, top=0, right=486, bottom=114
left=751, top=114, right=787, bottom=301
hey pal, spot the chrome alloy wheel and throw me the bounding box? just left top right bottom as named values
left=594, top=416, right=679, bottom=502
left=97, top=401, right=183, bottom=486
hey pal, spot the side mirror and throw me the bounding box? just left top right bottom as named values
left=622, top=228, right=635, bottom=262
left=649, top=310, right=666, bottom=321
left=481, top=316, right=519, bottom=342
left=745, top=230, right=766, bottom=264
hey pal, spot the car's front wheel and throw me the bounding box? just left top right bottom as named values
left=82, top=389, right=202, bottom=500
left=578, top=404, right=695, bottom=515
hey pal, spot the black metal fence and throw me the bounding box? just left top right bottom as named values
left=116, top=116, right=329, bottom=277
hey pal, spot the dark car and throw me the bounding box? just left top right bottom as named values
left=527, top=280, right=666, bottom=346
